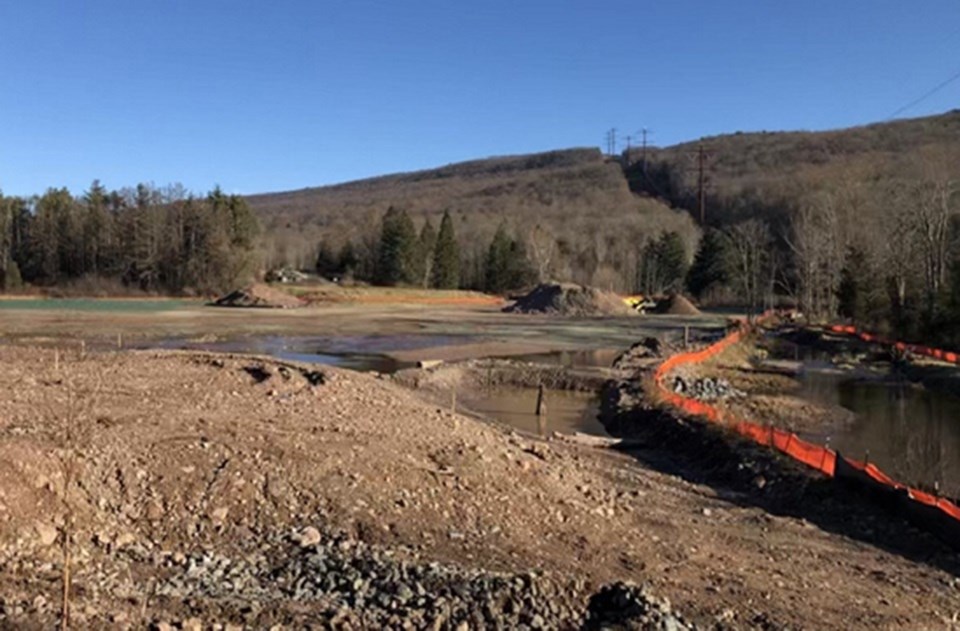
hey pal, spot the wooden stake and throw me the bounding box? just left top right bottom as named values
left=117, top=333, right=122, bottom=349
left=450, top=388, right=457, bottom=414
left=683, top=325, right=690, bottom=349
left=535, top=384, right=547, bottom=437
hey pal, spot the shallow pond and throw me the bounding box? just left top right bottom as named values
left=0, top=298, right=192, bottom=312
left=461, top=387, right=605, bottom=437
left=774, top=339, right=960, bottom=498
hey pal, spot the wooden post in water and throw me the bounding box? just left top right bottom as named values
left=535, top=383, right=547, bottom=437
left=117, top=333, right=123, bottom=349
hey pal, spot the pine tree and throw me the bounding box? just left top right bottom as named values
left=638, top=231, right=689, bottom=295
left=686, top=229, right=730, bottom=299
left=658, top=231, right=688, bottom=293
left=431, top=210, right=460, bottom=289
left=315, top=241, right=338, bottom=276
left=375, top=207, right=418, bottom=286
left=484, top=223, right=513, bottom=294
left=416, top=218, right=437, bottom=287
left=338, top=241, right=359, bottom=278
left=484, top=223, right=533, bottom=294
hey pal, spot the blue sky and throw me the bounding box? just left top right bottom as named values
left=1, top=1, right=958, bottom=197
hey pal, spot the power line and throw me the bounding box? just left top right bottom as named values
left=887, top=67, right=960, bottom=120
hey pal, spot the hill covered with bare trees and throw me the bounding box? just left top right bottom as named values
left=247, top=148, right=698, bottom=292
left=627, top=110, right=960, bottom=344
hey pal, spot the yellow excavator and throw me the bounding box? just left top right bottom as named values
left=622, top=294, right=657, bottom=313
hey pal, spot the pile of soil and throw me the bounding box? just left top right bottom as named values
left=505, top=283, right=633, bottom=317
left=656, top=294, right=702, bottom=316
left=213, top=283, right=305, bottom=309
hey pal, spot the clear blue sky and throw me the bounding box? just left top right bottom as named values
left=1, top=1, right=958, bottom=197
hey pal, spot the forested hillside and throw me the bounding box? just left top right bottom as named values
left=626, top=110, right=960, bottom=344
left=248, top=148, right=698, bottom=292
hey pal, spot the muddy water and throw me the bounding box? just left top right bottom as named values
left=797, top=371, right=960, bottom=498
left=461, top=387, right=605, bottom=437
left=147, top=334, right=610, bottom=436
left=142, top=334, right=470, bottom=372
left=773, top=339, right=960, bottom=498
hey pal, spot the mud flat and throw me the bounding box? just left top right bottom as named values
left=0, top=345, right=957, bottom=628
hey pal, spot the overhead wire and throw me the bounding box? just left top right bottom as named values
left=886, top=67, right=960, bottom=120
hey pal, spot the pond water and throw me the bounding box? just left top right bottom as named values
left=461, top=387, right=605, bottom=437
left=0, top=298, right=192, bottom=312
left=773, top=339, right=960, bottom=498
left=140, top=334, right=475, bottom=373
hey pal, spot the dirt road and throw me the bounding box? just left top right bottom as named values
left=0, top=346, right=957, bottom=628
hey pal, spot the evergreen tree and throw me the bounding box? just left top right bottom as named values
left=837, top=246, right=869, bottom=320
left=638, top=231, right=689, bottom=295
left=82, top=180, right=114, bottom=276
left=375, top=207, right=418, bottom=285
left=484, top=223, right=513, bottom=294
left=484, top=223, right=533, bottom=294
left=338, top=241, right=359, bottom=278
left=416, top=218, right=437, bottom=287
left=686, top=229, right=730, bottom=299
left=315, top=241, right=338, bottom=276
left=431, top=210, right=460, bottom=289
left=658, top=231, right=688, bottom=293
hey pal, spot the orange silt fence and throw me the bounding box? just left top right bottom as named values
left=653, top=317, right=960, bottom=547
left=828, top=323, right=960, bottom=366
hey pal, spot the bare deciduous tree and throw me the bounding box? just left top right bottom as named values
left=726, top=218, right=772, bottom=321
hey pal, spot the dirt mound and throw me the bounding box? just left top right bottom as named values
left=505, top=283, right=633, bottom=317
left=213, top=283, right=305, bottom=308
left=657, top=294, right=701, bottom=316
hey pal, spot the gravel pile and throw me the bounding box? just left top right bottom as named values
left=672, top=376, right=745, bottom=401
left=505, top=283, right=634, bottom=317
left=0, top=526, right=691, bottom=629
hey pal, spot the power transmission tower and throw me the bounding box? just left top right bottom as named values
left=604, top=128, right=618, bottom=156
left=641, top=128, right=651, bottom=176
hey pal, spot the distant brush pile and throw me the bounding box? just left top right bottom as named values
left=505, top=283, right=633, bottom=317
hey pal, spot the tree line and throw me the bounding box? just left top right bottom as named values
left=0, top=182, right=260, bottom=295
left=313, top=207, right=537, bottom=294
left=657, top=148, right=960, bottom=347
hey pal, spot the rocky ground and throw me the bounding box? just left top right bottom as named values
left=0, top=345, right=957, bottom=629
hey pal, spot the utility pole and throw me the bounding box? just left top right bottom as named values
left=697, top=142, right=706, bottom=225
left=641, top=128, right=651, bottom=177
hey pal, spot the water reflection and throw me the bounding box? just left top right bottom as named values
left=796, top=366, right=960, bottom=499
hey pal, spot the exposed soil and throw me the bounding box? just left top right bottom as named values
left=213, top=283, right=305, bottom=309
left=505, top=283, right=633, bottom=317
left=670, top=336, right=857, bottom=434
left=656, top=295, right=702, bottom=317
left=0, top=346, right=958, bottom=628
